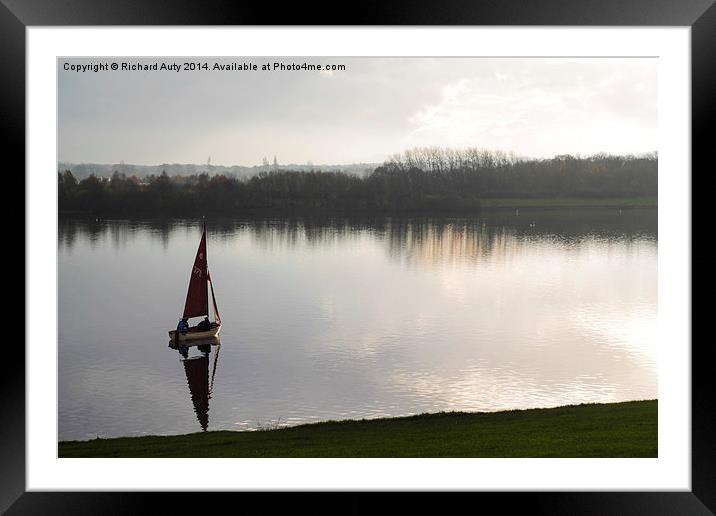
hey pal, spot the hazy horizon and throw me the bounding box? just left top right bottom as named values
left=57, top=158, right=381, bottom=168
left=58, top=148, right=657, bottom=170
left=59, top=57, right=657, bottom=166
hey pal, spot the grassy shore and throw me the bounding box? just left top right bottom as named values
left=478, top=197, right=657, bottom=209
left=59, top=196, right=657, bottom=218
left=59, top=400, right=656, bottom=458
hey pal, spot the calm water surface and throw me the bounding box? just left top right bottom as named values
left=58, top=210, right=657, bottom=440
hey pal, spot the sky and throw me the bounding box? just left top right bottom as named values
left=58, top=57, right=657, bottom=166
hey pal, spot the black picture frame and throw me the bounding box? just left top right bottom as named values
left=7, top=1, right=707, bottom=513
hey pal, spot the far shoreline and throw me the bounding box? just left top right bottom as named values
left=58, top=196, right=657, bottom=218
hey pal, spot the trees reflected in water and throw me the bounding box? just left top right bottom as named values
left=59, top=210, right=656, bottom=266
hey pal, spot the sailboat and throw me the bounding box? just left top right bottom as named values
left=168, top=221, right=222, bottom=342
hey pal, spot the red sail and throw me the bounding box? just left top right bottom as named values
left=182, top=227, right=209, bottom=319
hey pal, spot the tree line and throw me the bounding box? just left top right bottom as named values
left=58, top=148, right=657, bottom=216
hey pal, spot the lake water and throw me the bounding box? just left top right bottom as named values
left=58, top=209, right=657, bottom=440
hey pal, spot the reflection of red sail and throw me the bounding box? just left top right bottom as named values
left=182, top=226, right=208, bottom=319
left=183, top=355, right=210, bottom=431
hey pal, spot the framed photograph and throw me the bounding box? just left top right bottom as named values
left=9, top=0, right=707, bottom=512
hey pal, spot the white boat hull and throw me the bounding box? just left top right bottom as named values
left=169, top=323, right=221, bottom=342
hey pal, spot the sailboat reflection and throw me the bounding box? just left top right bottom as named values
left=169, top=337, right=221, bottom=432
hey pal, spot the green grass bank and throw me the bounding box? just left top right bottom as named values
left=59, top=400, right=657, bottom=458
left=478, top=197, right=657, bottom=209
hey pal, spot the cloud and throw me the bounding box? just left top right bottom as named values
left=404, top=60, right=656, bottom=157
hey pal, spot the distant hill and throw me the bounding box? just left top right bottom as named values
left=57, top=162, right=379, bottom=180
